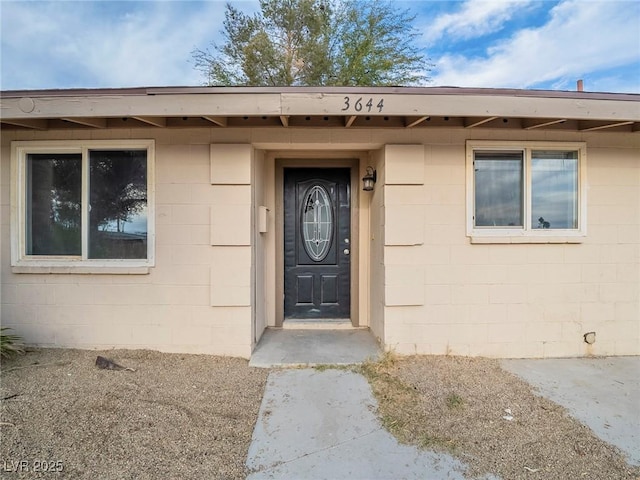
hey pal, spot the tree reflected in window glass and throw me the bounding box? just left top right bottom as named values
left=89, top=150, right=147, bottom=259
left=474, top=151, right=523, bottom=227
left=26, top=154, right=82, bottom=255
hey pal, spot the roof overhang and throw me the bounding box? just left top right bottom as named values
left=1, top=86, right=639, bottom=132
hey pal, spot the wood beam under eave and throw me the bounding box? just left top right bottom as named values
left=524, top=119, right=567, bottom=130
left=464, top=116, right=498, bottom=128
left=133, top=116, right=166, bottom=127
left=280, top=115, right=289, bottom=127
left=345, top=116, right=357, bottom=128
left=579, top=120, right=634, bottom=132
left=405, top=116, right=429, bottom=128
left=61, top=117, right=107, bottom=128
left=203, top=116, right=227, bottom=127
left=1, top=118, right=49, bottom=130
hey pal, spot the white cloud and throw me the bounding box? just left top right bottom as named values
left=421, top=0, right=534, bottom=43
left=2, top=0, right=638, bottom=92
left=80, top=4, right=216, bottom=87
left=431, top=0, right=640, bottom=92
left=1, top=1, right=240, bottom=89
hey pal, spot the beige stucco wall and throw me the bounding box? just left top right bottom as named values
left=1, top=125, right=638, bottom=358
left=252, top=149, right=269, bottom=345
left=367, top=148, right=386, bottom=342
left=380, top=131, right=639, bottom=358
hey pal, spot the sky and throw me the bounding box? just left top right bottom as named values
left=1, top=0, right=639, bottom=93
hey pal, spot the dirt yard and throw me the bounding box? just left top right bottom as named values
left=2, top=348, right=638, bottom=480
left=0, top=349, right=268, bottom=480
left=359, top=354, right=640, bottom=480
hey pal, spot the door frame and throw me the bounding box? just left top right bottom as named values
left=275, top=155, right=362, bottom=327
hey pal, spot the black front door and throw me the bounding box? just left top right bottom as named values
left=284, top=168, right=351, bottom=319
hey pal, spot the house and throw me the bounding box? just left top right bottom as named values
left=1, top=86, right=638, bottom=358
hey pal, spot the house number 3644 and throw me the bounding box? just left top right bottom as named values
left=341, top=97, right=385, bottom=113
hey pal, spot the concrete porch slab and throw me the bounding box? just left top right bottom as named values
left=249, top=328, right=381, bottom=368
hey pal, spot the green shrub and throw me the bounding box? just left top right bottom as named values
left=446, top=392, right=464, bottom=410
left=0, top=327, right=25, bottom=358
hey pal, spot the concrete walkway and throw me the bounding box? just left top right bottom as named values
left=501, top=356, right=640, bottom=466
left=246, top=369, right=475, bottom=480
left=247, top=333, right=639, bottom=478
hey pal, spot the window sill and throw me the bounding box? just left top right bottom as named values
left=470, top=235, right=585, bottom=244
left=12, top=265, right=151, bottom=275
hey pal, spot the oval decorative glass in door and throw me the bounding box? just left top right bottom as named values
left=301, top=185, right=333, bottom=261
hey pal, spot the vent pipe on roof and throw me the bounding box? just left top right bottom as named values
left=577, top=79, right=584, bottom=92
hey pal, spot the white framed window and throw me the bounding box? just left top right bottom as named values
left=11, top=140, right=155, bottom=272
left=466, top=141, right=587, bottom=243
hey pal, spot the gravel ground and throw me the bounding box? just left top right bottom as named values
left=0, top=348, right=269, bottom=480
left=2, top=349, right=638, bottom=480
left=359, top=354, right=640, bottom=480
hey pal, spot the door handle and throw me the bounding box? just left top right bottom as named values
left=344, top=248, right=350, bottom=255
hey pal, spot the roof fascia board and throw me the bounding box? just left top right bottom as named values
left=1, top=91, right=639, bottom=123
left=0, top=93, right=282, bottom=120
left=3, top=86, right=638, bottom=102
left=280, top=93, right=640, bottom=122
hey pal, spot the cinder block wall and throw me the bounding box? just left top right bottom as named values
left=381, top=132, right=639, bottom=358
left=1, top=126, right=638, bottom=359
left=0, top=129, right=254, bottom=357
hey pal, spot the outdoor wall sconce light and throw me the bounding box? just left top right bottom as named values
left=362, top=166, right=377, bottom=191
